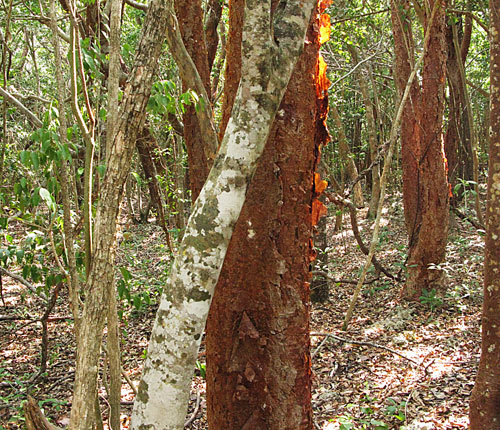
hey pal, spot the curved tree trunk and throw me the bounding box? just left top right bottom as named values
left=469, top=0, right=500, bottom=424
left=205, top=3, right=328, bottom=427
left=391, top=0, right=449, bottom=299
left=130, top=1, right=316, bottom=428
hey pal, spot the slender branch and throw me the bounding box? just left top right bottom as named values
left=0, top=86, right=42, bottom=128
left=313, top=270, right=380, bottom=285
left=331, top=8, right=390, bottom=25
left=311, top=332, right=419, bottom=365
left=124, top=0, right=147, bottom=11
left=466, top=79, right=490, bottom=98
left=325, top=192, right=400, bottom=280
left=329, top=50, right=381, bottom=89
left=183, top=389, right=201, bottom=427
left=163, top=4, right=219, bottom=162
left=0, top=266, right=48, bottom=301
left=342, top=0, right=440, bottom=331
left=448, top=8, right=489, bottom=33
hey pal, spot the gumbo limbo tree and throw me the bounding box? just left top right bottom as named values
left=205, top=0, right=331, bottom=428
left=129, top=0, right=317, bottom=428
left=65, top=0, right=316, bottom=428
left=391, top=0, right=450, bottom=299
left=469, top=0, right=500, bottom=425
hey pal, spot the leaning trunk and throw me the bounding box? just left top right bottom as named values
left=130, top=2, right=316, bottom=428
left=205, top=2, right=329, bottom=428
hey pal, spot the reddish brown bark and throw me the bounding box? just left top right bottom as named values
left=469, top=0, right=500, bottom=424
left=391, top=0, right=449, bottom=299
left=218, top=0, right=244, bottom=141
left=205, top=3, right=328, bottom=428
left=175, top=0, right=212, bottom=200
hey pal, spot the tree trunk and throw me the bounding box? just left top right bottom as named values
left=391, top=0, right=449, bottom=299
left=444, top=16, right=472, bottom=206
left=469, top=0, right=500, bottom=424
left=130, top=2, right=316, bottom=428
left=347, top=44, right=380, bottom=218
left=175, top=0, right=212, bottom=201
left=205, top=3, right=329, bottom=428
left=330, top=104, right=363, bottom=207
left=68, top=0, right=174, bottom=426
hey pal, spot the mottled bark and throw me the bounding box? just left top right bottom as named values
left=68, top=0, right=172, bottom=426
left=469, top=0, right=500, bottom=425
left=206, top=3, right=328, bottom=428
left=130, top=2, right=316, bottom=429
left=391, top=0, right=449, bottom=299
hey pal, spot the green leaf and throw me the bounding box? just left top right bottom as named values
left=39, top=188, right=56, bottom=212
left=97, top=164, right=106, bottom=177
left=31, top=152, right=40, bottom=170
left=59, top=144, right=72, bottom=161
left=20, top=151, right=31, bottom=167
left=370, top=419, right=388, bottom=430
left=133, top=295, right=142, bottom=310
left=120, top=267, right=132, bottom=282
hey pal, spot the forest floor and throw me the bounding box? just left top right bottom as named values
left=0, top=192, right=483, bottom=429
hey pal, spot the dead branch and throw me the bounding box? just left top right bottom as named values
left=324, top=192, right=400, bottom=281
left=452, top=207, right=485, bottom=231
left=311, top=332, right=419, bottom=366
left=312, top=270, right=380, bottom=285
left=184, top=388, right=202, bottom=428
left=0, top=266, right=48, bottom=302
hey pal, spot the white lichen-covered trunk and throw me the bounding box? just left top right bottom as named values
left=130, top=1, right=315, bottom=429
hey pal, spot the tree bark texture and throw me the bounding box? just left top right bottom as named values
left=391, top=0, right=449, bottom=299
left=205, top=2, right=330, bottom=428
left=175, top=0, right=213, bottom=201
left=218, top=0, right=244, bottom=141
left=130, top=1, right=316, bottom=429
left=68, top=0, right=172, bottom=427
left=469, top=0, right=500, bottom=425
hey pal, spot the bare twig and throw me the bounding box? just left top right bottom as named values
left=313, top=270, right=380, bottom=285
left=184, top=388, right=202, bottom=428
left=452, top=207, right=486, bottom=230
left=0, top=86, right=42, bottom=128
left=342, top=1, right=440, bottom=331
left=311, top=332, right=419, bottom=366
left=0, top=266, right=48, bottom=302
left=325, top=192, right=400, bottom=281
